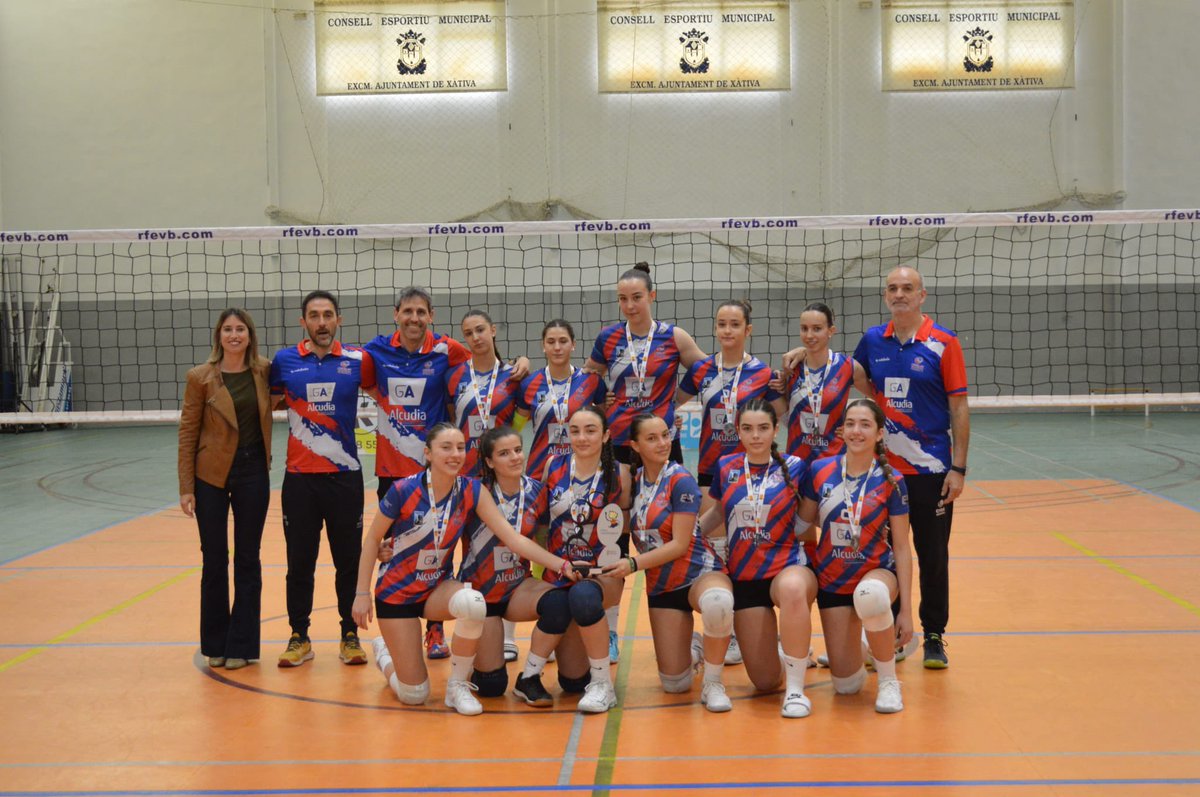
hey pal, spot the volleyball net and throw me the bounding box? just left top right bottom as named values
left=1, top=208, right=1197, bottom=426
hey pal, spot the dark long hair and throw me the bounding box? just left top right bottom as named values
left=619, top=261, right=653, bottom=291
left=477, top=424, right=522, bottom=490
left=626, top=412, right=666, bottom=480
left=462, top=308, right=503, bottom=361
left=844, top=398, right=899, bottom=485
left=737, top=398, right=802, bottom=507
left=571, top=404, right=618, bottom=498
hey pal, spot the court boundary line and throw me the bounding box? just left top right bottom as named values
left=0, top=501, right=177, bottom=567
left=1053, top=532, right=1200, bottom=618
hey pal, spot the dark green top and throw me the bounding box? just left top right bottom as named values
left=223, top=369, right=262, bottom=449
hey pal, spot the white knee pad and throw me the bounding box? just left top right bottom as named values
left=698, top=588, right=734, bottom=638
left=853, top=579, right=894, bottom=633
left=449, top=587, right=487, bottom=640
left=832, top=666, right=867, bottom=695
left=658, top=668, right=695, bottom=694
left=389, top=674, right=431, bottom=705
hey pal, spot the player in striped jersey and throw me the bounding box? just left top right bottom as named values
left=798, top=399, right=912, bottom=714
left=602, top=414, right=735, bottom=712
left=698, top=399, right=819, bottom=718
left=352, top=423, right=578, bottom=716
left=445, top=310, right=520, bottom=476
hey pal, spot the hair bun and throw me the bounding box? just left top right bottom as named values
left=634, top=261, right=652, bottom=274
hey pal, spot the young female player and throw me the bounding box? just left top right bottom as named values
left=514, top=405, right=631, bottom=713
left=351, top=423, right=577, bottom=716
left=798, top=399, right=912, bottom=714
left=445, top=309, right=520, bottom=476
left=698, top=399, right=818, bottom=718
left=602, top=413, right=736, bottom=712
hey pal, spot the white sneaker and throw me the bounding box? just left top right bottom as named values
left=444, top=679, right=483, bottom=716
left=816, top=653, right=830, bottom=668
left=690, top=632, right=705, bottom=671
left=875, top=678, right=903, bottom=714
left=371, top=636, right=391, bottom=673
left=807, top=646, right=818, bottom=669
left=503, top=641, right=519, bottom=663
left=700, top=681, right=732, bottom=713
left=781, top=691, right=812, bottom=718
left=895, top=635, right=921, bottom=663
left=724, top=635, right=743, bottom=665
left=577, top=680, right=618, bottom=713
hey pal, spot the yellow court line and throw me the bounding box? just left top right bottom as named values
left=1053, top=532, right=1200, bottom=618
left=0, top=566, right=199, bottom=674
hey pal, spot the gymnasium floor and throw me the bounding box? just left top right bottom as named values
left=1, top=412, right=1198, bottom=796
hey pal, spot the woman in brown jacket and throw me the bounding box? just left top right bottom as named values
left=179, top=308, right=273, bottom=669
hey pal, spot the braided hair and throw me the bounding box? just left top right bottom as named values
left=845, top=398, right=899, bottom=485
left=738, top=398, right=803, bottom=507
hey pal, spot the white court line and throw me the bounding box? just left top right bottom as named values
left=557, top=712, right=586, bottom=784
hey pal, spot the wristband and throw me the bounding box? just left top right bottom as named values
left=355, top=590, right=370, bottom=596
left=628, top=556, right=638, bottom=573
left=949, top=465, right=967, bottom=475
left=559, top=560, right=570, bottom=578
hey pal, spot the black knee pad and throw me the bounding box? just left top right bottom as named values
left=535, top=589, right=572, bottom=635
left=470, top=665, right=509, bottom=698
left=558, top=670, right=591, bottom=694
left=568, top=580, right=605, bottom=627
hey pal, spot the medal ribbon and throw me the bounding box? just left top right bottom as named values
left=468, top=359, right=501, bottom=430
left=742, top=455, right=773, bottom=532
left=839, top=456, right=880, bottom=551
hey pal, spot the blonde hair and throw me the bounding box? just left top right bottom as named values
left=207, top=308, right=267, bottom=369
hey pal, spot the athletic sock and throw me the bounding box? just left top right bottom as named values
left=783, top=654, right=807, bottom=694
left=589, top=656, right=611, bottom=684
left=521, top=652, right=548, bottom=679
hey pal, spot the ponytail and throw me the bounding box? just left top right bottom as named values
left=770, top=441, right=803, bottom=508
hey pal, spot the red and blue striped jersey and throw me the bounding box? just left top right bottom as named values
left=446, top=361, right=519, bottom=476
left=785, top=352, right=853, bottom=465
left=458, top=476, right=547, bottom=603
left=516, top=368, right=606, bottom=480
left=541, top=453, right=624, bottom=587
left=374, top=473, right=482, bottom=605
left=678, top=354, right=780, bottom=478
left=853, top=315, right=968, bottom=475
left=801, top=456, right=908, bottom=594
left=269, top=340, right=364, bottom=473
left=361, top=329, right=471, bottom=478
left=629, top=462, right=719, bottom=596
left=589, top=321, right=680, bottom=446
left=708, top=453, right=809, bottom=581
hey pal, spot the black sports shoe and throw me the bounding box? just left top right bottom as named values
left=514, top=674, right=554, bottom=707
left=923, top=633, right=949, bottom=669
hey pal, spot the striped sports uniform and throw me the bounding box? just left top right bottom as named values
left=445, top=360, right=519, bottom=476
left=707, top=453, right=810, bottom=581
left=361, top=329, right=471, bottom=478
left=516, top=368, right=606, bottom=480
left=801, top=456, right=908, bottom=595
left=375, top=473, right=483, bottom=607
left=541, top=453, right=624, bottom=587
left=589, top=320, right=680, bottom=447
left=458, top=476, right=547, bottom=605
left=269, top=339, right=365, bottom=473
left=678, top=354, right=780, bottom=480
left=785, top=351, right=854, bottom=465
left=629, top=462, right=719, bottom=597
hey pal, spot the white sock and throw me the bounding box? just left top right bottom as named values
left=589, top=656, right=611, bottom=684
left=783, top=654, right=807, bottom=694
left=449, top=654, right=474, bottom=683
left=503, top=619, right=517, bottom=646
left=703, top=660, right=725, bottom=684
left=874, top=656, right=897, bottom=682
left=522, top=652, right=548, bottom=679
left=606, top=605, right=620, bottom=633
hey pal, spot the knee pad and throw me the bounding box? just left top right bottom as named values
left=853, top=580, right=894, bottom=633
left=567, top=580, right=606, bottom=627
left=449, top=587, right=487, bottom=640
left=832, top=666, right=866, bottom=695
left=698, top=588, right=734, bottom=638
left=470, top=665, right=509, bottom=698
left=389, top=675, right=431, bottom=705
left=558, top=670, right=591, bottom=694
left=658, top=668, right=695, bottom=694
left=535, top=589, right=572, bottom=635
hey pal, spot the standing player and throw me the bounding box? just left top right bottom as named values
left=852, top=266, right=969, bottom=669
left=269, top=290, right=368, bottom=668
left=781, top=303, right=862, bottom=465
left=445, top=309, right=520, bottom=476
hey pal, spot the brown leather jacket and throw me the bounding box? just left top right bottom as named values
left=178, top=361, right=273, bottom=494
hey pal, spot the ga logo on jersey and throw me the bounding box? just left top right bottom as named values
left=884, top=377, right=910, bottom=399
left=306, top=382, right=336, bottom=402
left=387, top=377, right=426, bottom=405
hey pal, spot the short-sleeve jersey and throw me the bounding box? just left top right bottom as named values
left=679, top=354, right=780, bottom=478
left=361, top=329, right=471, bottom=478
left=629, top=462, right=719, bottom=596
left=541, top=454, right=624, bottom=587
left=374, top=474, right=482, bottom=605
left=458, top=476, right=547, bottom=603
left=785, top=352, right=854, bottom=464
left=590, top=321, right=680, bottom=446
left=516, top=368, right=607, bottom=480
left=801, top=456, right=909, bottom=594
left=445, top=361, right=519, bottom=476
left=269, top=340, right=364, bottom=473
left=708, top=453, right=809, bottom=581
left=853, top=315, right=968, bottom=475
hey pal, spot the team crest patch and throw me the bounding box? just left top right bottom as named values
left=911, top=356, right=925, bottom=373
left=728, top=469, right=741, bottom=484
left=962, top=27, right=994, bottom=73
left=337, top=360, right=352, bottom=375
left=679, top=29, right=710, bottom=74
left=422, top=361, right=435, bottom=375
left=396, top=30, right=428, bottom=75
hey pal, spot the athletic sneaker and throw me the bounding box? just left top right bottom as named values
left=700, top=681, right=732, bottom=713
left=724, top=634, right=743, bottom=665
left=371, top=636, right=391, bottom=673
left=223, top=657, right=248, bottom=670
left=207, top=656, right=226, bottom=668
left=690, top=632, right=705, bottom=671
left=875, top=678, right=904, bottom=713
left=513, top=674, right=554, bottom=708
left=608, top=630, right=620, bottom=663
left=503, top=641, right=519, bottom=663
left=816, top=653, right=829, bottom=668
left=578, top=680, right=618, bottom=713
left=444, top=679, right=483, bottom=716
left=425, top=622, right=450, bottom=660
left=923, top=634, right=949, bottom=669
left=339, top=631, right=368, bottom=665
left=896, top=635, right=921, bottom=663
left=277, top=633, right=314, bottom=668
left=780, top=691, right=812, bottom=718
